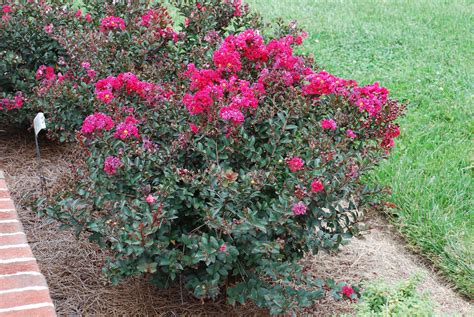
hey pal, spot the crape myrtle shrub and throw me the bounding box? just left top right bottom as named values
left=0, top=1, right=66, bottom=125
left=42, top=1, right=405, bottom=312
left=1, top=0, right=258, bottom=141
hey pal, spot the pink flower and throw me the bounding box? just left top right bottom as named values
left=220, top=107, right=245, bottom=124
left=219, top=244, right=227, bottom=252
left=75, top=10, right=82, bottom=18
left=292, top=202, right=307, bottom=216
left=43, top=24, right=53, bottom=34
left=213, top=43, right=242, bottom=73
left=1, top=14, right=11, bottom=22
left=385, top=125, right=400, bottom=139
left=87, top=69, right=96, bottom=79
left=100, top=16, right=126, bottom=32
left=96, top=90, right=114, bottom=104
left=0, top=95, right=24, bottom=111
left=189, top=123, right=199, bottom=134
left=146, top=194, right=156, bottom=204
left=321, top=119, right=337, bottom=130
left=342, top=285, right=355, bottom=298
left=113, top=116, right=140, bottom=140
left=287, top=157, right=304, bottom=172
left=295, top=32, right=307, bottom=45
left=310, top=179, right=324, bottom=193
left=302, top=71, right=355, bottom=97
left=350, top=82, right=389, bottom=116
left=81, top=62, right=91, bottom=69
left=2, top=5, right=11, bottom=14
left=103, top=156, right=122, bottom=175
left=81, top=112, right=114, bottom=134
left=14, top=96, right=23, bottom=109
left=85, top=13, right=92, bottom=22
left=380, top=138, right=395, bottom=152
left=346, top=129, right=357, bottom=138
left=35, top=65, right=57, bottom=82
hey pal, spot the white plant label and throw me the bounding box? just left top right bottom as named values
left=34, top=113, right=46, bottom=136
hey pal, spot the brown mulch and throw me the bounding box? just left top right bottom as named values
left=0, top=126, right=471, bottom=316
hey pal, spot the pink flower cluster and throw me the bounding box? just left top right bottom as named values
left=36, top=65, right=56, bottom=81
left=43, top=23, right=53, bottom=34
left=81, top=112, right=114, bottom=134
left=100, top=16, right=125, bottom=32
left=182, top=63, right=262, bottom=124
left=1, top=4, right=11, bottom=22
left=81, top=112, right=139, bottom=141
left=0, top=95, right=23, bottom=111
left=113, top=115, right=140, bottom=140
left=302, top=73, right=391, bottom=117
left=286, top=157, right=304, bottom=172
left=146, top=194, right=156, bottom=204
left=292, top=202, right=307, bottom=216
left=262, top=35, right=313, bottom=86
left=104, top=156, right=122, bottom=175
left=350, top=82, right=389, bottom=116
left=342, top=285, right=355, bottom=298
left=302, top=71, right=355, bottom=97
left=183, top=30, right=317, bottom=126
left=310, top=180, right=324, bottom=193
left=321, top=118, right=337, bottom=131
left=95, top=72, right=170, bottom=105
left=2, top=5, right=11, bottom=14
left=300, top=67, right=392, bottom=120
left=346, top=129, right=357, bottom=138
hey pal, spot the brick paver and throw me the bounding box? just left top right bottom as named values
left=0, top=170, right=56, bottom=316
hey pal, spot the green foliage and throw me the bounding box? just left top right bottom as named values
left=0, top=1, right=67, bottom=124
left=352, top=277, right=434, bottom=317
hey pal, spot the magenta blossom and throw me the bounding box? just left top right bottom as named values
left=189, top=123, right=200, bottom=134
left=321, top=119, right=337, bottom=130
left=44, top=24, right=53, bottom=34
left=292, top=202, right=307, bottom=216
left=113, top=116, right=140, bottom=140
left=310, top=179, right=324, bottom=193
left=96, top=90, right=114, bottom=104
left=103, top=156, right=122, bottom=175
left=146, top=194, right=156, bottom=204
left=2, top=5, right=11, bottom=14
left=100, top=16, right=126, bottom=32
left=220, top=107, right=245, bottom=124
left=346, top=129, right=357, bottom=138
left=81, top=113, right=114, bottom=134
left=342, top=285, right=355, bottom=298
left=286, top=157, right=304, bottom=172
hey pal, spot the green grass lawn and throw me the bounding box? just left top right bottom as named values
left=247, top=0, right=473, bottom=297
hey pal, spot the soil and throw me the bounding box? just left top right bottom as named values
left=0, top=127, right=471, bottom=316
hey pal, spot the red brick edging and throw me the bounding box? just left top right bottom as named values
left=0, top=171, right=56, bottom=317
